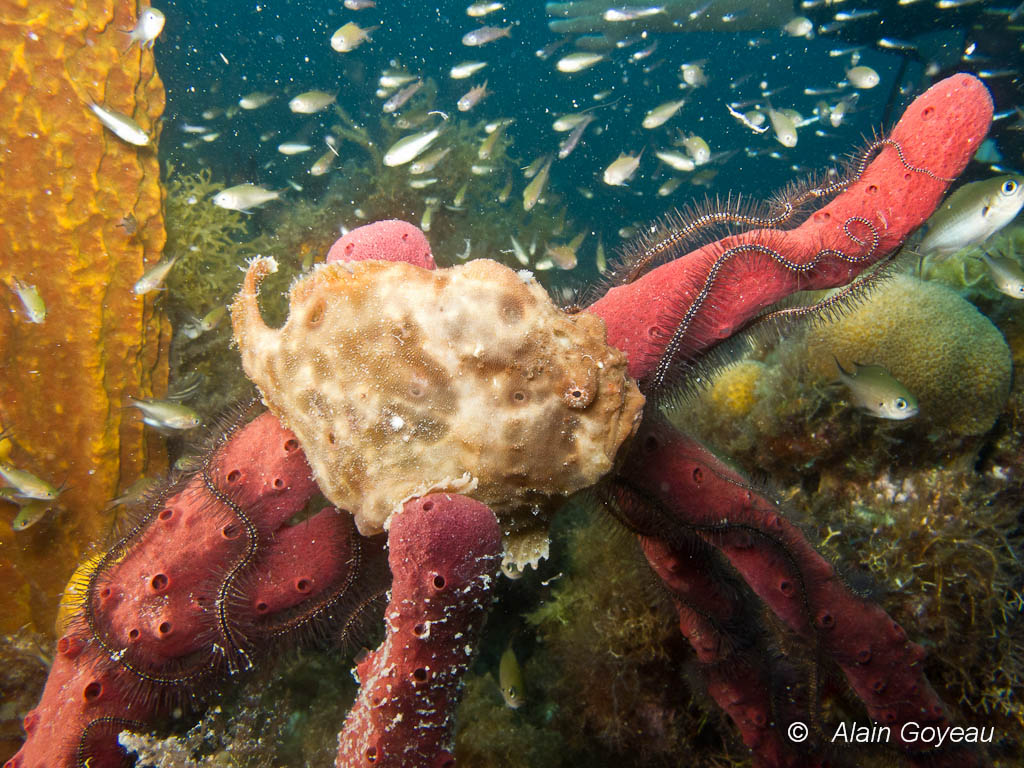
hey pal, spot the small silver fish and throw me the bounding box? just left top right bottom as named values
left=603, top=150, right=643, bottom=186
left=450, top=61, right=488, bottom=80
left=782, top=15, right=813, bottom=37
left=466, top=1, right=504, bottom=16
left=104, top=475, right=161, bottom=512
left=920, top=175, right=1024, bottom=260
left=658, top=176, right=684, bottom=196
left=384, top=124, right=445, bottom=167
left=212, top=183, right=282, bottom=213
left=288, top=90, right=336, bottom=114
left=0, top=462, right=62, bottom=501
left=603, top=6, right=666, bottom=22
left=846, top=65, right=880, bottom=89
left=331, top=22, right=376, bottom=52
left=88, top=103, right=150, bottom=146
left=977, top=251, right=1024, bottom=299
left=9, top=278, right=45, bottom=323
left=545, top=231, right=585, bottom=270
left=133, top=253, right=179, bottom=295
left=238, top=91, right=276, bottom=110
left=411, top=146, right=452, bottom=175
left=309, top=149, right=335, bottom=176
left=556, top=52, right=604, bottom=73
left=642, top=99, right=685, bottom=130
left=834, top=358, right=918, bottom=420
left=379, top=70, right=418, bottom=89
left=479, top=127, right=504, bottom=160
left=383, top=81, right=424, bottom=113
left=457, top=81, right=489, bottom=112
left=509, top=235, right=530, bottom=266
left=680, top=134, right=710, bottom=165
left=680, top=62, right=707, bottom=87
left=655, top=149, right=696, bottom=172
left=767, top=108, right=797, bottom=148
left=523, top=155, right=553, bottom=211
left=558, top=114, right=594, bottom=159
left=123, top=7, right=165, bottom=50
left=461, top=25, right=512, bottom=46
left=277, top=142, right=313, bottom=155
left=128, top=397, right=201, bottom=431
left=198, top=305, right=228, bottom=332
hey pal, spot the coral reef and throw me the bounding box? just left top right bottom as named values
left=0, top=0, right=168, bottom=636
left=9, top=75, right=1002, bottom=768
left=669, top=282, right=1024, bottom=764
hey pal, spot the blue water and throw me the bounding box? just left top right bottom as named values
left=151, top=0, right=995, bottom=258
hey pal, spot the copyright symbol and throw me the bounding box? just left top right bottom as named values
left=787, top=721, right=808, bottom=743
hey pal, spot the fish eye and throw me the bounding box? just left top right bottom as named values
left=1002, top=180, right=1018, bottom=195
left=895, top=398, right=907, bottom=410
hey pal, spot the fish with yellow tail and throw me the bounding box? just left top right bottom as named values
left=834, top=358, right=918, bottom=420
left=920, top=175, right=1024, bottom=261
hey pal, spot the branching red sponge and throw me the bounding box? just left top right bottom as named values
left=588, top=74, right=993, bottom=382
left=621, top=422, right=974, bottom=765
left=640, top=535, right=806, bottom=768
left=8, top=412, right=363, bottom=768
left=336, top=494, right=502, bottom=768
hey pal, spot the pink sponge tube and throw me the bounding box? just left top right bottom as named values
left=587, top=74, right=993, bottom=381
left=336, top=493, right=502, bottom=768
left=326, top=219, right=436, bottom=270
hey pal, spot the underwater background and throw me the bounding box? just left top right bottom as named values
left=1, top=0, right=1023, bottom=766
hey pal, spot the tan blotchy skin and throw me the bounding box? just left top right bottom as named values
left=232, top=257, right=645, bottom=563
